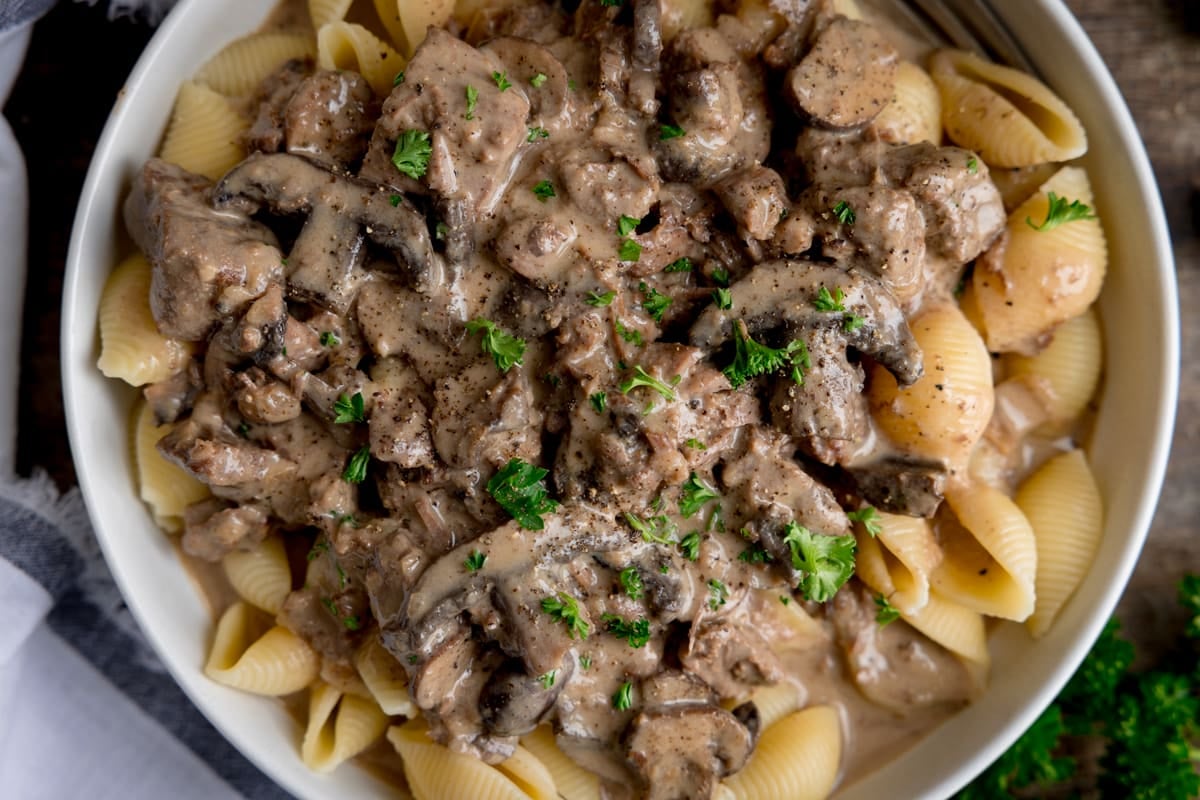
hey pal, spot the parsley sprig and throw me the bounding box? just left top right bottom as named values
left=1026, top=192, right=1096, bottom=232
left=391, top=130, right=432, bottom=180
left=874, top=593, right=900, bottom=626
left=624, top=512, right=676, bottom=545
left=679, top=473, right=718, bottom=518
left=847, top=506, right=882, bottom=536
left=619, top=366, right=676, bottom=402
left=487, top=458, right=559, bottom=530
left=619, top=566, right=643, bottom=600
left=722, top=322, right=810, bottom=389
left=782, top=521, right=856, bottom=603
left=638, top=282, right=671, bottom=323
left=613, top=680, right=633, bottom=710
left=541, top=593, right=589, bottom=639
left=602, top=614, right=651, bottom=648
left=342, top=446, right=371, bottom=484
left=333, top=392, right=365, bottom=424
left=466, top=318, right=526, bottom=372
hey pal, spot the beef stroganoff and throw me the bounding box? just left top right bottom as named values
left=96, top=0, right=1107, bottom=796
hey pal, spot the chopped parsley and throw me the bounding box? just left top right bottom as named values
left=619, top=566, right=644, bottom=600
left=590, top=392, right=607, bottom=414
left=615, top=321, right=643, bottom=346
left=780, top=595, right=791, bottom=605
left=678, top=531, right=701, bottom=561
left=464, top=550, right=486, bottom=572
left=782, top=521, right=856, bottom=603
left=602, top=614, right=651, bottom=648
left=319, top=331, right=340, bottom=347
left=391, top=129, right=432, bottom=180
left=538, top=670, right=557, bottom=689
left=533, top=180, right=556, bottom=201
left=617, top=215, right=640, bottom=236
left=722, top=323, right=809, bottom=389
left=466, top=318, right=526, bottom=372
left=679, top=472, right=718, bottom=518
left=487, top=458, right=559, bottom=530
left=619, top=366, right=676, bottom=402
left=875, top=593, right=900, bottom=626
left=813, top=286, right=846, bottom=312
left=392, top=70, right=405, bottom=86
left=638, top=282, right=671, bottom=323
left=966, top=155, right=979, bottom=174
left=579, top=654, right=592, bottom=670
left=492, top=70, right=513, bottom=91
left=707, top=579, right=729, bottom=610
left=738, top=544, right=771, bottom=564
left=307, top=539, right=330, bottom=562
left=624, top=512, right=677, bottom=545
left=388, top=194, right=402, bottom=207
left=333, top=392, right=365, bottom=424
left=618, top=238, right=642, bottom=263
left=1026, top=192, right=1097, bottom=232
left=527, top=126, right=550, bottom=142
left=711, top=267, right=730, bottom=287
left=843, top=314, right=865, bottom=332
left=613, top=680, right=633, bottom=710
left=342, top=446, right=370, bottom=484
left=832, top=200, right=856, bottom=225
left=586, top=290, right=616, bottom=307
left=530, top=73, right=547, bottom=88
left=847, top=506, right=882, bottom=536
left=464, top=85, right=478, bottom=119
left=684, top=438, right=706, bottom=451
left=712, top=288, right=733, bottom=310
left=665, top=257, right=692, bottom=272
left=541, top=593, right=589, bottom=639
left=237, top=422, right=251, bottom=438
left=320, top=597, right=360, bottom=631
left=659, top=123, right=685, bottom=140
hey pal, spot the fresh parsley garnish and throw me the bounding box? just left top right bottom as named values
left=307, top=538, right=330, bottom=561
left=342, top=446, right=370, bottom=484
left=1026, top=192, right=1096, bottom=232
left=875, top=593, right=900, bottom=626
left=586, top=290, right=615, bottom=307
left=638, top=282, right=671, bottom=323
left=617, top=215, right=640, bottom=236
left=319, top=331, right=340, bottom=347
left=527, top=126, right=549, bottom=142
left=464, top=85, right=479, bottom=119
left=492, top=70, right=513, bottom=91
left=465, top=318, right=526, bottom=372
left=711, top=267, right=730, bottom=287
left=538, top=670, right=556, bottom=689
left=388, top=194, right=402, bottom=207
left=615, top=321, right=643, bottom=346
left=966, top=156, right=979, bottom=174
left=333, top=392, right=365, bottom=424
left=665, top=257, right=692, bottom=272
left=602, top=614, right=651, bottom=648
left=707, top=579, right=729, bottom=610
left=435, top=222, right=449, bottom=241
left=847, top=506, right=882, bottom=536
left=465, top=550, right=486, bottom=572
left=392, top=70, right=405, bottom=86
left=541, top=593, right=589, bottom=639
left=613, top=680, right=633, bottom=710
left=678, top=531, right=701, bottom=561
left=619, top=366, right=675, bottom=402
left=533, top=180, right=556, bottom=201
left=684, top=438, right=706, bottom=451
left=738, top=544, right=771, bottom=564
left=679, top=473, right=718, bottom=518
left=579, top=654, right=592, bottom=670
left=832, top=200, right=856, bottom=225
left=619, top=566, right=644, bottom=600
left=237, top=422, right=251, bottom=438
left=320, top=597, right=360, bottom=630
left=780, top=595, right=791, bottom=605
left=843, top=314, right=865, bottom=332
left=618, top=238, right=642, bottom=263
left=659, top=123, right=685, bottom=140
left=782, top=521, right=856, bottom=603
left=530, top=73, right=547, bottom=88
left=722, top=322, right=809, bottom=389
left=487, top=458, right=559, bottom=530
left=391, top=130, right=432, bottom=180
left=590, top=392, right=607, bottom=414
left=814, top=286, right=846, bottom=312
left=624, top=512, right=677, bottom=545
left=712, top=288, right=732, bottom=310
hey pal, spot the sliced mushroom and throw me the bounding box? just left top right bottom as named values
left=848, top=455, right=947, bottom=518
left=785, top=16, right=898, bottom=130
left=480, top=658, right=573, bottom=737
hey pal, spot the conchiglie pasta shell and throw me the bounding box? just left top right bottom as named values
left=722, top=706, right=841, bottom=800
left=520, top=726, right=601, bottom=800
left=929, top=48, right=1086, bottom=167
left=309, top=0, right=353, bottom=29
left=1004, top=308, right=1102, bottom=426
left=389, top=719, right=530, bottom=800
left=869, top=302, right=995, bottom=467
left=934, top=483, right=1038, bottom=621
left=872, top=61, right=942, bottom=145
left=205, top=602, right=320, bottom=695
left=973, top=167, right=1107, bottom=354
left=98, top=253, right=193, bottom=387
left=856, top=512, right=941, bottom=615
left=302, top=682, right=390, bottom=773
left=496, top=743, right=559, bottom=800
left=133, top=399, right=210, bottom=531
left=902, top=590, right=990, bottom=666
left=158, top=82, right=247, bottom=181
left=1017, top=449, right=1103, bottom=638
left=222, top=536, right=292, bottom=615
left=194, top=32, right=317, bottom=97
left=764, top=591, right=828, bottom=650
left=371, top=0, right=453, bottom=58
left=356, top=636, right=417, bottom=716
left=317, top=22, right=407, bottom=96
left=746, top=682, right=802, bottom=730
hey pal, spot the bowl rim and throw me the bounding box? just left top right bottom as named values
left=60, top=1, right=1180, bottom=798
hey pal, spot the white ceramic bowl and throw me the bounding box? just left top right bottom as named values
left=61, top=2, right=1178, bottom=798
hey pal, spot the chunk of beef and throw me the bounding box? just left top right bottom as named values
left=848, top=456, right=947, bottom=518
left=180, top=502, right=269, bottom=562
left=431, top=360, right=544, bottom=472
left=714, top=165, right=789, bottom=242
left=124, top=159, right=284, bottom=340
left=142, top=360, right=201, bottom=424
left=786, top=16, right=898, bottom=130
left=245, top=58, right=313, bottom=154
left=680, top=618, right=784, bottom=698
left=284, top=70, right=377, bottom=168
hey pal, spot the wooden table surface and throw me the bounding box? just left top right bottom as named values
left=6, top=1, right=1198, bottom=654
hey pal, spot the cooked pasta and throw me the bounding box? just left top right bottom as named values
left=316, top=21, right=407, bottom=96
left=902, top=590, right=990, bottom=666
left=376, top=0, right=454, bottom=57
left=520, top=726, right=602, bottom=800
left=972, top=166, right=1107, bottom=354
left=205, top=601, right=320, bottom=695
left=1004, top=308, right=1103, bottom=425
left=935, top=483, right=1038, bottom=622
left=869, top=302, right=995, bottom=467
left=871, top=61, right=942, bottom=145
left=133, top=400, right=210, bottom=530
left=97, top=253, right=193, bottom=387
left=302, top=682, right=390, bottom=773
left=355, top=636, right=418, bottom=716
left=1017, top=449, right=1104, bottom=638
left=494, top=742, right=559, bottom=800
left=194, top=32, right=317, bottom=97
left=722, top=706, right=842, bottom=800
left=854, top=511, right=940, bottom=615
left=222, top=536, right=292, bottom=615
left=389, top=719, right=533, bottom=800
left=309, top=0, right=353, bottom=29
left=158, top=81, right=248, bottom=181
left=929, top=48, right=1087, bottom=167
left=746, top=682, right=802, bottom=730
